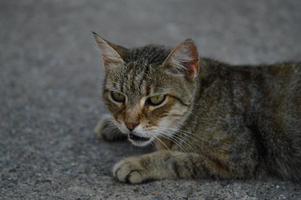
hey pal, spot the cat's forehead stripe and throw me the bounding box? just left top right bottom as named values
left=121, top=65, right=132, bottom=93
left=130, top=65, right=139, bottom=93
left=117, top=61, right=149, bottom=96
left=139, top=65, right=150, bottom=95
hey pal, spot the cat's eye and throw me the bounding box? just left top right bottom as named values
left=146, top=95, right=166, bottom=106
left=110, top=91, right=125, bottom=103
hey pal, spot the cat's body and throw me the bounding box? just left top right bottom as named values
left=93, top=33, right=301, bottom=183
left=169, top=60, right=301, bottom=181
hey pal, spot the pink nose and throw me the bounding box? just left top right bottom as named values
left=125, top=122, right=139, bottom=131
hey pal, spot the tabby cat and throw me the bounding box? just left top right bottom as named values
left=93, top=32, right=301, bottom=184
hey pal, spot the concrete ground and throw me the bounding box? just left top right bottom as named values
left=1, top=0, right=301, bottom=199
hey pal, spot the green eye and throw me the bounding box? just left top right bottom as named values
left=147, top=95, right=166, bottom=106
left=110, top=91, right=125, bottom=103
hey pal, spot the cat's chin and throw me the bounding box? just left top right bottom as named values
left=128, top=133, right=154, bottom=147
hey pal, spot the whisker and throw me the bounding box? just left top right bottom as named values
left=154, top=129, right=189, bottom=152
left=156, top=127, right=230, bottom=153
left=153, top=135, right=170, bottom=151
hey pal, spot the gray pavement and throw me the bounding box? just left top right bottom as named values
left=0, top=0, right=301, bottom=199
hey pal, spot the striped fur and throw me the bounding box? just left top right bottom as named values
left=94, top=33, right=301, bottom=184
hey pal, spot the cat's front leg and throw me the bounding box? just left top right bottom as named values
left=113, top=151, right=213, bottom=184
left=95, top=114, right=127, bottom=141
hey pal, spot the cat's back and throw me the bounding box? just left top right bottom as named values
left=258, top=63, right=301, bottom=122
left=209, top=61, right=301, bottom=113
left=261, top=63, right=301, bottom=98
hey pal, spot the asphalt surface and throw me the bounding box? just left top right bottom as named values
left=1, top=0, right=301, bottom=199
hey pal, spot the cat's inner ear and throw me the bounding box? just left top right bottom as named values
left=93, top=32, right=127, bottom=67
left=162, top=39, right=199, bottom=80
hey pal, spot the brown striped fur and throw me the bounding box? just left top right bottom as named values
left=93, top=33, right=301, bottom=183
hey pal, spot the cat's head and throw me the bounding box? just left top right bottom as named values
left=94, top=33, right=200, bottom=147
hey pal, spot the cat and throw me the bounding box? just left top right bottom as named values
left=93, top=32, right=301, bottom=184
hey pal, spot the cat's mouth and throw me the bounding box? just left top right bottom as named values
left=128, top=133, right=153, bottom=147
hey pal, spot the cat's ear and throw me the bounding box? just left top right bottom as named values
left=162, top=39, right=199, bottom=80
left=93, top=32, right=127, bottom=67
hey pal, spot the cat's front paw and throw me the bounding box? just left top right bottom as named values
left=113, top=158, right=149, bottom=184
left=95, top=115, right=126, bottom=142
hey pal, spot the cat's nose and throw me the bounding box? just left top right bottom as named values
left=125, top=122, right=139, bottom=131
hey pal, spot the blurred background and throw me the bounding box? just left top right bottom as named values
left=1, top=0, right=301, bottom=199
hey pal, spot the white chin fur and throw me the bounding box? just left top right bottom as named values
left=128, top=137, right=154, bottom=147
